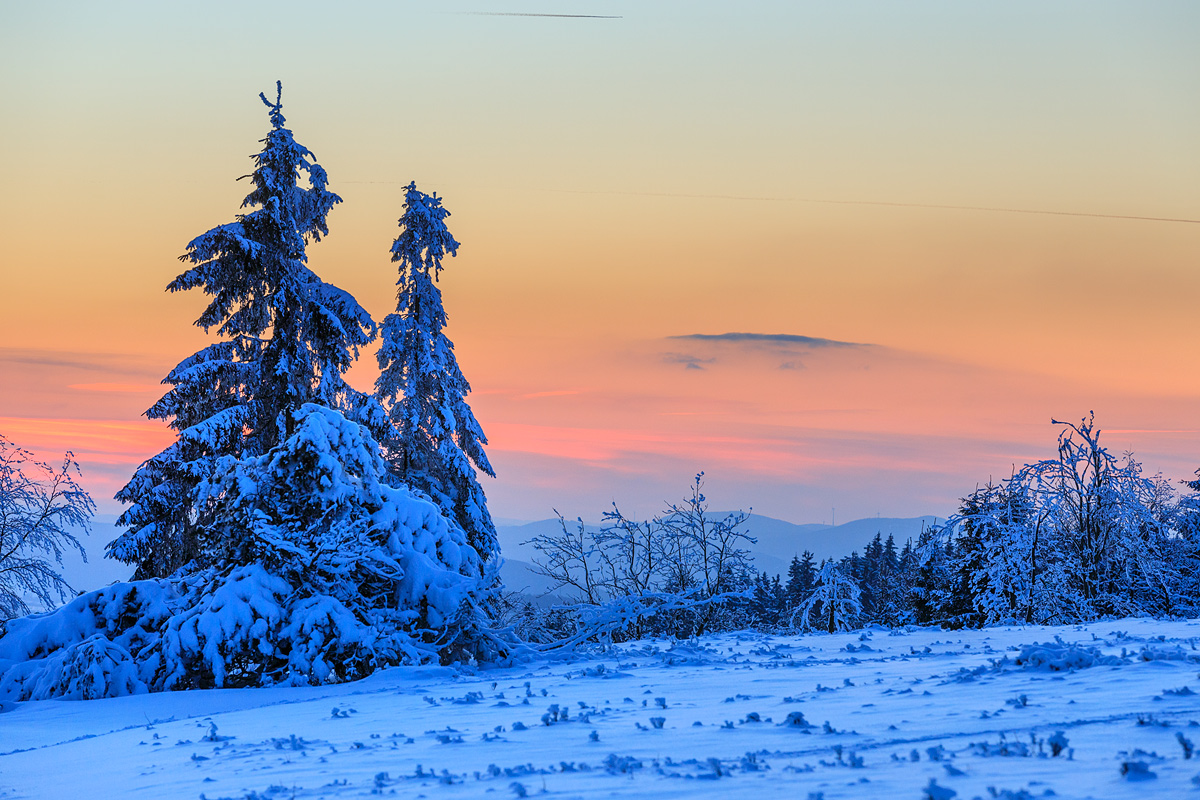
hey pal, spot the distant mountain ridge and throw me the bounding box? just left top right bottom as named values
left=495, top=513, right=941, bottom=598
left=67, top=513, right=939, bottom=603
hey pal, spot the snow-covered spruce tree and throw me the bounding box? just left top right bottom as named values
left=1167, top=473, right=1200, bottom=618
left=908, top=525, right=958, bottom=625
left=795, top=561, right=862, bottom=633
left=109, top=82, right=380, bottom=579
left=0, top=438, right=94, bottom=620
left=951, top=480, right=1041, bottom=626
left=164, top=404, right=491, bottom=688
left=375, top=183, right=497, bottom=564
left=869, top=534, right=909, bottom=626
left=750, top=572, right=786, bottom=628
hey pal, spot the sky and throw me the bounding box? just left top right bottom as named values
left=2, top=1, right=1199, bottom=537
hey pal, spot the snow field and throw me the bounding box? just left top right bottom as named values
left=2, top=617, right=1199, bottom=799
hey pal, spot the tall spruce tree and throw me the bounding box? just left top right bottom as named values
left=109, top=83, right=377, bottom=578
left=375, top=183, right=497, bottom=564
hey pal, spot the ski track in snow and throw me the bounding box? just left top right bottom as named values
left=2, top=618, right=1200, bottom=799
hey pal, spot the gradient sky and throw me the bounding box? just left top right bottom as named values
left=2, top=2, right=1199, bottom=538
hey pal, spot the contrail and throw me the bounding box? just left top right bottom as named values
left=335, top=182, right=1199, bottom=225
left=548, top=188, right=1200, bottom=225
left=458, top=12, right=622, bottom=18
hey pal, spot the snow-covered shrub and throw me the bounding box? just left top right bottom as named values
left=1120, top=760, right=1157, bottom=781
left=0, top=580, right=172, bottom=664
left=173, top=405, right=494, bottom=686
left=0, top=580, right=171, bottom=700
left=781, top=710, right=814, bottom=729
left=0, top=635, right=145, bottom=701
left=159, top=565, right=292, bottom=689
left=0, top=406, right=504, bottom=700
left=922, top=778, right=957, bottom=800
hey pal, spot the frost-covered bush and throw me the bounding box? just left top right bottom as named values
left=795, top=562, right=862, bottom=633
left=1, top=635, right=145, bottom=701
left=525, top=474, right=756, bottom=643
left=924, top=414, right=1196, bottom=626
left=198, top=404, right=481, bottom=626
left=0, top=437, right=94, bottom=619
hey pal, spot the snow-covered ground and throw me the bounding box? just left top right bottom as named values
left=2, top=618, right=1199, bottom=799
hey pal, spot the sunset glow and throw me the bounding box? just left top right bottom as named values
left=2, top=1, right=1198, bottom=530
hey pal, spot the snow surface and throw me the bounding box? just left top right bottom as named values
left=2, top=618, right=1199, bottom=799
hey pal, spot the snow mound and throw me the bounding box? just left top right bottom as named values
left=1002, top=641, right=1126, bottom=672
left=1138, top=643, right=1200, bottom=664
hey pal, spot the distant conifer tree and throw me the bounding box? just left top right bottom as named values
left=786, top=550, right=816, bottom=610
left=750, top=571, right=774, bottom=625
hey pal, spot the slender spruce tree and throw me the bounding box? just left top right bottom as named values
left=110, top=82, right=377, bottom=578
left=375, top=183, right=497, bottom=565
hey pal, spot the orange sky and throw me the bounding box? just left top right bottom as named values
left=2, top=1, right=1199, bottom=529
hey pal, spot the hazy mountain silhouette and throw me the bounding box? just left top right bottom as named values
left=495, top=513, right=941, bottom=597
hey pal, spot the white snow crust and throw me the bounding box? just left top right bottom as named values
left=2, top=618, right=1199, bottom=798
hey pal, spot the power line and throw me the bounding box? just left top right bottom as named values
left=547, top=188, right=1200, bottom=225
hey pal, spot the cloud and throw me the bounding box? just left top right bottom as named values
left=0, top=349, right=116, bottom=372
left=68, top=383, right=164, bottom=393
left=0, top=347, right=165, bottom=376
left=663, top=352, right=715, bottom=371
left=662, top=333, right=872, bottom=371
left=669, top=333, right=869, bottom=348
left=0, top=417, right=172, bottom=462
left=521, top=389, right=582, bottom=399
